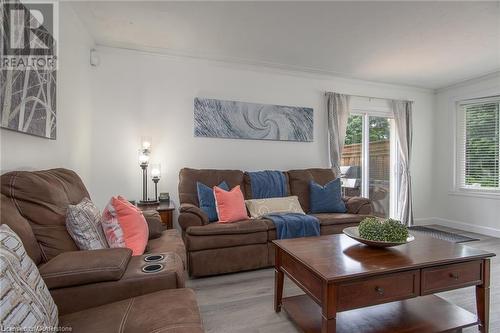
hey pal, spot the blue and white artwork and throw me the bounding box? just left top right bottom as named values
left=194, top=98, right=313, bottom=142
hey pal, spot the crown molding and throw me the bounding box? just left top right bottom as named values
left=435, top=71, right=500, bottom=94
left=95, top=41, right=435, bottom=94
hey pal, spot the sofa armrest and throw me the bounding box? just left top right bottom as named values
left=178, top=203, right=209, bottom=230
left=39, top=248, right=132, bottom=289
left=50, top=252, right=185, bottom=315
left=142, top=210, right=163, bottom=239
left=342, top=196, right=373, bottom=215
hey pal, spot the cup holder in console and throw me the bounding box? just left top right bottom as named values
left=141, top=264, right=164, bottom=273
left=144, top=254, right=164, bottom=262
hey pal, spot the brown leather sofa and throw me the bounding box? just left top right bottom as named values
left=1, top=168, right=203, bottom=332
left=178, top=168, right=373, bottom=277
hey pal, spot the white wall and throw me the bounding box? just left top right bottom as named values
left=430, top=73, right=500, bottom=236
left=87, top=46, right=436, bottom=224
left=1, top=5, right=437, bottom=229
left=0, top=4, right=94, bottom=183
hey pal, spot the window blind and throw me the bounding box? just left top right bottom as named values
left=456, top=97, right=500, bottom=191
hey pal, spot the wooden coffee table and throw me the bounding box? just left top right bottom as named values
left=273, top=234, right=495, bottom=333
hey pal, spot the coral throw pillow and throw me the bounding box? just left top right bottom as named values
left=101, top=196, right=148, bottom=255
left=214, top=185, right=249, bottom=223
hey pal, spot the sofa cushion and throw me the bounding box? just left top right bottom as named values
left=179, top=168, right=245, bottom=206
left=59, top=289, right=203, bottom=333
left=66, top=198, right=108, bottom=251
left=186, top=219, right=268, bottom=236
left=1, top=169, right=89, bottom=261
left=287, top=168, right=336, bottom=213
left=0, top=225, right=59, bottom=330
left=0, top=194, right=43, bottom=265
left=312, top=213, right=370, bottom=226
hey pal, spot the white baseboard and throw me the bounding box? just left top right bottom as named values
left=413, top=217, right=500, bottom=238
left=413, top=217, right=436, bottom=225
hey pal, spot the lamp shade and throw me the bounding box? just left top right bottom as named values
left=141, top=136, right=152, bottom=151
left=138, top=149, right=150, bottom=166
left=151, top=163, right=161, bottom=179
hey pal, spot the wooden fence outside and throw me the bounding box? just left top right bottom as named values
left=341, top=141, right=390, bottom=181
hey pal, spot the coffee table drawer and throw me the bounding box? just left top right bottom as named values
left=421, top=260, right=482, bottom=294
left=337, top=270, right=419, bottom=311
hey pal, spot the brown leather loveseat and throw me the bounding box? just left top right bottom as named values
left=178, top=168, right=373, bottom=277
left=1, top=168, right=203, bottom=332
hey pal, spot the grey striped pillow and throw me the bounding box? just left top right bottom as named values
left=66, top=198, right=108, bottom=250
left=0, top=224, right=59, bottom=331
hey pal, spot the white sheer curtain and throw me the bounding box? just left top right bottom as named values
left=326, top=92, right=351, bottom=176
left=392, top=100, right=414, bottom=226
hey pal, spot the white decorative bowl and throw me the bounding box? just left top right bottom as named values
left=343, top=226, right=415, bottom=248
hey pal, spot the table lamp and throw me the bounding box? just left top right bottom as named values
left=138, top=136, right=156, bottom=204
left=151, top=163, right=161, bottom=202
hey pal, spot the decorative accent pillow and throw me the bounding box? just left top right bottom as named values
left=101, top=196, right=149, bottom=255
left=66, top=197, right=108, bottom=250
left=213, top=185, right=249, bottom=223
left=197, top=181, right=229, bottom=222
left=309, top=179, right=347, bottom=214
left=0, top=225, right=59, bottom=331
left=245, top=196, right=305, bottom=218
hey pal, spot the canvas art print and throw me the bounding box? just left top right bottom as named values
left=1, top=2, right=57, bottom=139
left=0, top=69, right=56, bottom=139
left=194, top=98, right=313, bottom=142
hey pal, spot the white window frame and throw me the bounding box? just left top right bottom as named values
left=454, top=96, right=500, bottom=197
left=350, top=102, right=398, bottom=219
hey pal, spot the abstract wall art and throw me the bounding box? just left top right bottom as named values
left=1, top=1, right=57, bottom=139
left=0, top=68, right=57, bottom=139
left=194, top=98, right=313, bottom=142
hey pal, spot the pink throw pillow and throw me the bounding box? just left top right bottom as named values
left=101, top=196, right=149, bottom=255
left=214, top=185, right=249, bottom=223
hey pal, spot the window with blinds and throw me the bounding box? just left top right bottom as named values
left=456, top=96, right=500, bottom=192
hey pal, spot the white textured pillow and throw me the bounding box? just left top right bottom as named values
left=245, top=196, right=305, bottom=218
left=0, top=224, right=59, bottom=331
left=66, top=198, right=108, bottom=250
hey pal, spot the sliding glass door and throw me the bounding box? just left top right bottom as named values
left=341, top=113, right=396, bottom=218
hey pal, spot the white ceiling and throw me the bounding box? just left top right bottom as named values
left=72, top=1, right=500, bottom=89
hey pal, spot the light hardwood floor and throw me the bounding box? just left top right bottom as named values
left=187, top=226, right=499, bottom=333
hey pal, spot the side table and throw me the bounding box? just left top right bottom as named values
left=137, top=201, right=175, bottom=229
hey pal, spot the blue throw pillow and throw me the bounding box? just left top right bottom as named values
left=309, top=179, right=347, bottom=214
left=197, top=181, right=229, bottom=222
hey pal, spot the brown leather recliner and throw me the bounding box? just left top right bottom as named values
left=0, top=168, right=202, bottom=332
left=178, top=168, right=373, bottom=277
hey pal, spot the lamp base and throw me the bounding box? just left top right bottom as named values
left=139, top=199, right=159, bottom=206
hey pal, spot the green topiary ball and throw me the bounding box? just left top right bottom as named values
left=359, top=217, right=409, bottom=242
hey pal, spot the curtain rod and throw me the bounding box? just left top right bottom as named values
left=325, top=91, right=414, bottom=103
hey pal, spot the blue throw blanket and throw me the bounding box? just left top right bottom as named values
left=248, top=170, right=287, bottom=199
left=265, top=213, right=320, bottom=240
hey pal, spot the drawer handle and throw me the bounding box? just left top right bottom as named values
left=449, top=272, right=459, bottom=280
left=375, top=286, right=384, bottom=295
